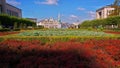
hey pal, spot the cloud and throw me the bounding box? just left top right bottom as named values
left=70, top=15, right=78, bottom=19
left=6, top=0, right=21, bottom=6
left=68, top=14, right=81, bottom=23
left=87, top=11, right=96, bottom=19
left=35, top=0, right=59, bottom=5
left=77, top=7, right=86, bottom=11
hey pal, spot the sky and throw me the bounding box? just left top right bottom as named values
left=6, top=0, right=114, bottom=23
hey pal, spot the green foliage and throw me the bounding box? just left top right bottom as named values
left=0, top=28, right=11, bottom=32
left=17, top=30, right=114, bottom=37
left=97, top=25, right=104, bottom=31
left=13, top=28, right=20, bottom=31
left=37, top=25, right=44, bottom=29
left=0, top=14, right=36, bottom=29
left=80, top=16, right=120, bottom=29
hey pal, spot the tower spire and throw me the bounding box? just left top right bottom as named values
left=58, top=13, right=61, bottom=23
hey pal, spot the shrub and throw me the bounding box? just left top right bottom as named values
left=0, top=28, right=11, bottom=32
left=13, top=28, right=20, bottom=31
left=80, top=16, right=120, bottom=29
left=0, top=14, right=36, bottom=29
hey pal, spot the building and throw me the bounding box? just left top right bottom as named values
left=61, top=23, right=70, bottom=29
left=96, top=5, right=115, bottom=19
left=26, top=18, right=37, bottom=23
left=37, top=18, right=61, bottom=29
left=0, top=0, right=22, bottom=17
left=72, top=23, right=79, bottom=29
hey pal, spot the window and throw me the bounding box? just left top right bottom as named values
left=7, top=9, right=19, bottom=17
left=7, top=9, right=12, bottom=16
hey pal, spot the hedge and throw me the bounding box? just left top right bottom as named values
left=80, top=16, right=120, bottom=29
left=0, top=28, right=11, bottom=32
left=0, top=14, right=36, bottom=29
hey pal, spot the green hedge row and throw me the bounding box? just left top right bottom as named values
left=80, top=16, right=120, bottom=29
left=0, top=28, right=11, bottom=32
left=0, top=14, right=36, bottom=29
left=0, top=36, right=119, bottom=43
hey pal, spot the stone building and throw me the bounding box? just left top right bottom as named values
left=37, top=18, right=61, bottom=29
left=96, top=6, right=115, bottom=19
left=0, top=0, right=22, bottom=17
left=96, top=5, right=119, bottom=29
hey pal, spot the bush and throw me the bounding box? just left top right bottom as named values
left=112, top=28, right=120, bottom=31
left=34, top=26, right=44, bottom=30
left=13, top=28, right=20, bottom=31
left=0, top=14, right=36, bottom=29
left=0, top=28, right=11, bottom=32
left=80, top=16, right=120, bottom=29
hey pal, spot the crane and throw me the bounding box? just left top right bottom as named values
left=109, top=0, right=120, bottom=16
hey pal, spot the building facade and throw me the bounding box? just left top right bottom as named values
left=96, top=6, right=115, bottom=19
left=72, top=23, right=79, bottom=29
left=37, top=18, right=61, bottom=29
left=0, top=0, right=22, bottom=17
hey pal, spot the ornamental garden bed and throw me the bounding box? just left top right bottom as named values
left=0, top=29, right=120, bottom=68
left=0, top=32, right=19, bottom=36
left=17, top=30, right=114, bottom=36
left=0, top=39, right=120, bottom=68
left=104, top=31, right=120, bottom=34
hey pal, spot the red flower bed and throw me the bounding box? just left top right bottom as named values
left=104, top=31, right=120, bottom=34
left=0, top=32, right=19, bottom=36
left=0, top=39, right=120, bottom=68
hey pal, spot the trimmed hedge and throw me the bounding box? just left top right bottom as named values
left=13, top=28, right=21, bottom=31
left=0, top=14, right=36, bottom=29
left=0, top=28, right=11, bottom=32
left=80, top=16, right=120, bottom=29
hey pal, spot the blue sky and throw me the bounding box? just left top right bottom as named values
left=6, top=0, right=114, bottom=23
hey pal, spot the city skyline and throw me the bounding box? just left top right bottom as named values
left=6, top=0, right=114, bottom=23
